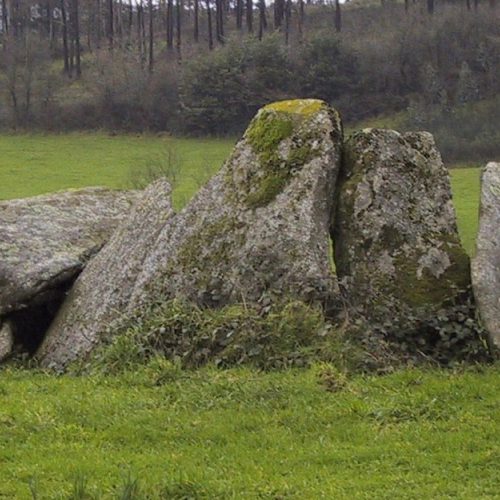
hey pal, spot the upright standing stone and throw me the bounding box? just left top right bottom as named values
left=333, top=129, right=470, bottom=328
left=472, top=162, right=500, bottom=350
left=37, top=180, right=175, bottom=370
left=129, top=99, right=342, bottom=312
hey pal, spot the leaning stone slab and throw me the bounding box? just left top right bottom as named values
left=333, top=129, right=470, bottom=328
left=0, top=188, right=138, bottom=316
left=128, top=99, right=342, bottom=313
left=39, top=100, right=342, bottom=370
left=37, top=180, right=174, bottom=369
left=0, top=320, right=14, bottom=362
left=472, top=162, right=500, bottom=349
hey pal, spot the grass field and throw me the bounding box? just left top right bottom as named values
left=0, top=133, right=496, bottom=498
left=0, top=133, right=481, bottom=254
left=0, top=364, right=499, bottom=498
left=0, top=133, right=235, bottom=210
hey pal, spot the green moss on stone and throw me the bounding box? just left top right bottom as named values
left=392, top=241, right=470, bottom=309
left=246, top=110, right=294, bottom=155
left=264, top=99, right=325, bottom=116
left=173, top=216, right=246, bottom=301
left=238, top=100, right=327, bottom=209
left=245, top=171, right=290, bottom=210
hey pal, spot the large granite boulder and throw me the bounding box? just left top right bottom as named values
left=38, top=99, right=342, bottom=370
left=129, top=99, right=342, bottom=311
left=37, top=179, right=175, bottom=369
left=0, top=188, right=138, bottom=358
left=472, top=162, right=500, bottom=350
left=0, top=188, right=138, bottom=316
left=332, top=129, right=470, bottom=328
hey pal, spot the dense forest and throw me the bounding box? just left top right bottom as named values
left=0, top=0, right=499, bottom=161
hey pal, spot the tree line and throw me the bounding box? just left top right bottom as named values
left=0, top=0, right=498, bottom=165
left=2, top=0, right=497, bottom=76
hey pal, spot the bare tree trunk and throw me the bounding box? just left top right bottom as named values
left=148, top=0, right=153, bottom=71
left=206, top=0, right=213, bottom=49
left=274, top=0, right=284, bottom=29
left=128, top=0, right=133, bottom=40
left=73, top=0, right=81, bottom=76
left=96, top=0, right=102, bottom=49
left=219, top=0, right=224, bottom=41
left=194, top=0, right=199, bottom=41
left=137, top=1, right=144, bottom=61
left=284, top=0, right=290, bottom=43
left=176, top=0, right=181, bottom=57
left=258, top=0, right=266, bottom=40
left=61, top=0, right=70, bottom=74
left=69, top=34, right=75, bottom=76
left=2, top=0, right=9, bottom=34
left=117, top=0, right=124, bottom=45
left=236, top=0, right=243, bottom=29
left=108, top=0, right=114, bottom=48
left=427, top=0, right=434, bottom=14
left=335, top=0, right=341, bottom=32
left=298, top=0, right=304, bottom=38
left=246, top=0, right=253, bottom=32
left=215, top=0, right=222, bottom=41
left=167, top=0, right=173, bottom=49
left=141, top=0, right=146, bottom=59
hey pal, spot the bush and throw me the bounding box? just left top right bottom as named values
left=180, top=35, right=296, bottom=135
left=88, top=298, right=367, bottom=373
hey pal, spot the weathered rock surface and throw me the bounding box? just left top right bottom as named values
left=38, top=99, right=342, bottom=370
left=37, top=180, right=174, bottom=369
left=0, top=188, right=138, bottom=316
left=471, top=162, right=500, bottom=349
left=0, top=320, right=14, bottom=362
left=129, top=99, right=342, bottom=311
left=333, top=128, right=470, bottom=327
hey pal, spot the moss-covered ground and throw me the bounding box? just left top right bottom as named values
left=0, top=133, right=495, bottom=497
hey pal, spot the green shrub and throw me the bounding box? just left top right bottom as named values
left=89, top=298, right=366, bottom=374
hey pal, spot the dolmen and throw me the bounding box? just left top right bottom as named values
left=0, top=100, right=495, bottom=370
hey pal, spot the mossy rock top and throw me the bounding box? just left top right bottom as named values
left=263, top=99, right=326, bottom=116
left=234, top=99, right=340, bottom=209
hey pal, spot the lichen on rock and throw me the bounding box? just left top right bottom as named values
left=0, top=187, right=139, bottom=318
left=333, top=128, right=471, bottom=330
left=37, top=179, right=175, bottom=370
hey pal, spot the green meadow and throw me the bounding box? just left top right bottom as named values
left=0, top=364, right=498, bottom=498
left=0, top=132, right=481, bottom=253
left=0, top=133, right=496, bottom=498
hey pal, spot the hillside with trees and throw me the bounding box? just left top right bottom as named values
left=0, top=0, right=499, bottom=162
